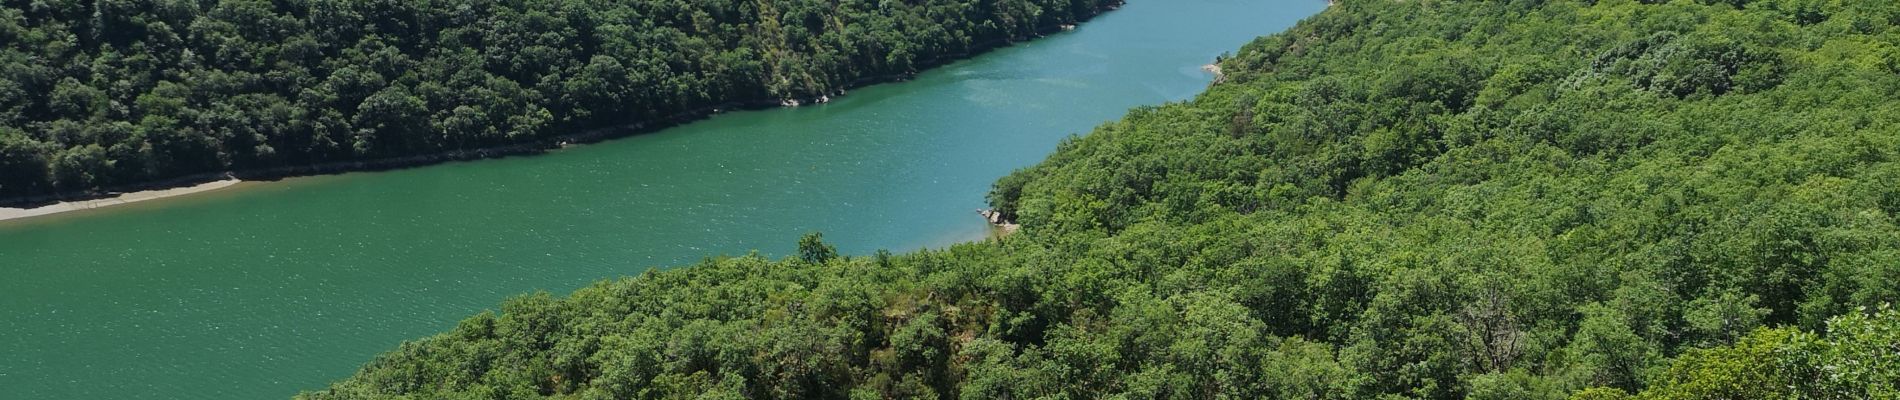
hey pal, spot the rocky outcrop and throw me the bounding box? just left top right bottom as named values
left=978, top=209, right=1022, bottom=235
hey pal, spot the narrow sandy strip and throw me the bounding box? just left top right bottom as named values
left=0, top=179, right=242, bottom=222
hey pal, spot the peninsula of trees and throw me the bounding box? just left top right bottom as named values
left=0, top=0, right=1119, bottom=201
left=304, top=0, right=1899, bottom=398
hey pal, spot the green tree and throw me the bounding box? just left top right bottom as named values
left=798, top=232, right=838, bottom=264
left=297, top=1, right=1900, bottom=399
left=1562, top=305, right=1660, bottom=392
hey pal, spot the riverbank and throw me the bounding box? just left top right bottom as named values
left=0, top=3, right=1123, bottom=208
left=0, top=1, right=1330, bottom=398
left=978, top=209, right=1022, bottom=237
left=0, top=178, right=243, bottom=223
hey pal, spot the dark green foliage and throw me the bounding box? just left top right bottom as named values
left=797, top=232, right=837, bottom=265
left=0, top=0, right=1119, bottom=199
left=305, top=0, right=1900, bottom=398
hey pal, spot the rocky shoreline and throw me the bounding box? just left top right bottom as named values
left=978, top=209, right=1021, bottom=236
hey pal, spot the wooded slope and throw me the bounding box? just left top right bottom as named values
left=303, top=0, right=1900, bottom=398
left=0, top=0, right=1117, bottom=200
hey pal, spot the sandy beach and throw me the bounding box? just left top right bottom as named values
left=0, top=179, right=243, bottom=223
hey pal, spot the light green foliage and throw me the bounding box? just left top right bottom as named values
left=304, top=0, right=1900, bottom=398
left=0, top=0, right=1120, bottom=198
left=1563, top=305, right=1662, bottom=392
left=1632, top=327, right=1799, bottom=400
left=1682, top=289, right=1768, bottom=346
left=1634, top=307, right=1900, bottom=400
left=1570, top=387, right=1632, bottom=400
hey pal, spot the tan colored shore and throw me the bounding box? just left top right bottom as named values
left=0, top=179, right=242, bottom=222
left=1202, top=64, right=1226, bottom=83
left=978, top=209, right=1022, bottom=238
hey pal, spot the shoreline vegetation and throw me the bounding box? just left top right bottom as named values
left=0, top=0, right=1125, bottom=206
left=0, top=16, right=1117, bottom=217
left=305, top=0, right=1900, bottom=398
left=0, top=24, right=1115, bottom=210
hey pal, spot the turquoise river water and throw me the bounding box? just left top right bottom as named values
left=0, top=2, right=1323, bottom=398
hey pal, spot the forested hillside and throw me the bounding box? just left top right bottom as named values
left=302, top=0, right=1900, bottom=398
left=0, top=0, right=1116, bottom=201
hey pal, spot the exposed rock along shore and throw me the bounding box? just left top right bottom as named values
left=978, top=209, right=1022, bottom=236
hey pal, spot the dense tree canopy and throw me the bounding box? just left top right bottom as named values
left=302, top=0, right=1900, bottom=398
left=0, top=0, right=1118, bottom=200
left=1625, top=307, right=1898, bottom=400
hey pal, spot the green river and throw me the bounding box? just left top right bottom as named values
left=0, top=1, right=1322, bottom=398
